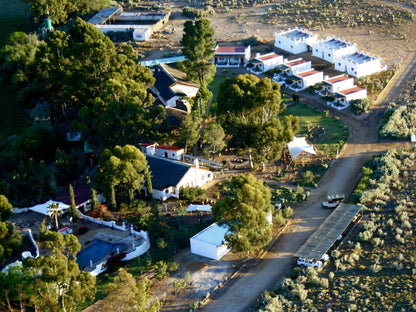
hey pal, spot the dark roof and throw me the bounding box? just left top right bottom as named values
left=147, top=156, right=191, bottom=190
left=56, top=184, right=90, bottom=207
left=152, top=65, right=177, bottom=101
left=295, top=203, right=362, bottom=260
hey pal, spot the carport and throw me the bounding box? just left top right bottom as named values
left=295, top=203, right=362, bottom=260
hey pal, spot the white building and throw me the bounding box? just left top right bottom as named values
left=249, top=52, right=284, bottom=73
left=312, top=37, right=357, bottom=64
left=150, top=64, right=199, bottom=110
left=213, top=45, right=251, bottom=67
left=322, top=75, right=355, bottom=94
left=292, top=69, right=324, bottom=90
left=274, top=28, right=318, bottom=54
left=281, top=58, right=312, bottom=76
left=190, top=223, right=231, bottom=260
left=146, top=156, right=213, bottom=201
left=335, top=86, right=367, bottom=105
left=334, top=51, right=386, bottom=78
left=139, top=143, right=185, bottom=160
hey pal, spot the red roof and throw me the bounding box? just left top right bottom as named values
left=139, top=142, right=156, bottom=147
left=156, top=145, right=184, bottom=152
left=285, top=59, right=307, bottom=67
left=296, top=70, right=320, bottom=77
left=339, top=86, right=363, bottom=95
left=256, top=53, right=281, bottom=61
left=56, top=184, right=90, bottom=207
left=215, top=46, right=248, bottom=54
left=326, top=76, right=350, bottom=84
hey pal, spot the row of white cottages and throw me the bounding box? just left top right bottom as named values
left=274, top=27, right=386, bottom=78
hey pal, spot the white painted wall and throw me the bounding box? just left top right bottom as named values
left=275, top=29, right=318, bottom=54
left=286, top=60, right=312, bottom=76
left=312, top=40, right=356, bottom=63
left=133, top=28, right=151, bottom=41
left=155, top=148, right=184, bottom=160
left=325, top=77, right=355, bottom=93
left=170, top=83, right=199, bottom=98
left=295, top=71, right=324, bottom=89
left=337, top=88, right=367, bottom=105
left=334, top=55, right=385, bottom=78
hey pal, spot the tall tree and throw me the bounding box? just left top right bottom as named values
left=102, top=269, right=160, bottom=312
left=177, top=113, right=202, bottom=154
left=212, top=175, right=273, bottom=258
left=68, top=184, right=78, bottom=221
left=48, top=202, right=62, bottom=229
left=0, top=194, right=12, bottom=221
left=202, top=122, right=226, bottom=159
left=180, top=19, right=216, bottom=86
left=95, top=145, right=149, bottom=208
left=0, top=195, right=23, bottom=264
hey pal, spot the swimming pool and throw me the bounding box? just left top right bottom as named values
left=76, top=239, right=126, bottom=269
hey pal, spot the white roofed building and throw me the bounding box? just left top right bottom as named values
left=280, top=58, right=312, bottom=76
left=335, top=51, right=386, bottom=78
left=312, top=37, right=357, bottom=64
left=190, top=223, right=231, bottom=260
left=321, top=75, right=355, bottom=94
left=275, top=28, right=318, bottom=54
left=335, top=86, right=367, bottom=105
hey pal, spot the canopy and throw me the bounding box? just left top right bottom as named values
left=287, top=137, right=316, bottom=160
left=29, top=200, right=69, bottom=216
left=187, top=204, right=212, bottom=212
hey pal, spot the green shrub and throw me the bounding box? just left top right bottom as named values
left=350, top=98, right=371, bottom=115
left=180, top=186, right=207, bottom=203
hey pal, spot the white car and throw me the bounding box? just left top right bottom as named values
left=296, top=257, right=323, bottom=268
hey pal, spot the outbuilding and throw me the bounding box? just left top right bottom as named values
left=274, top=28, right=318, bottom=54
left=190, top=223, right=231, bottom=260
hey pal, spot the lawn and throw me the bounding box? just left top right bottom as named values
left=208, top=75, right=227, bottom=102
left=281, top=101, right=349, bottom=156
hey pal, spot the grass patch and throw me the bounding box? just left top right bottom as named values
left=0, top=0, right=32, bottom=47
left=208, top=75, right=227, bottom=102
left=281, top=101, right=349, bottom=156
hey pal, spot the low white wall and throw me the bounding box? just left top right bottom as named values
left=25, top=229, right=40, bottom=258
left=78, top=211, right=127, bottom=231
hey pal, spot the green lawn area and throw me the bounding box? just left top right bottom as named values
left=0, top=0, right=32, bottom=47
left=281, top=101, right=349, bottom=156
left=208, top=75, right=227, bottom=102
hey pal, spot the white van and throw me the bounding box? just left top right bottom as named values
left=297, top=257, right=323, bottom=268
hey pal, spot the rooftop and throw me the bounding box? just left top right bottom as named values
left=56, top=184, right=91, bottom=207
left=215, top=46, right=249, bottom=54
left=88, top=7, right=122, bottom=25
left=191, top=223, right=229, bottom=247
left=146, top=155, right=191, bottom=190
left=325, top=75, right=351, bottom=84
left=295, top=69, right=320, bottom=77
left=255, top=52, right=281, bottom=61
left=284, top=58, right=307, bottom=67
left=320, top=38, right=355, bottom=50
left=157, top=144, right=184, bottom=152
left=342, top=52, right=377, bottom=64
left=338, top=86, right=364, bottom=95
left=280, top=28, right=316, bottom=40
left=295, top=203, right=362, bottom=260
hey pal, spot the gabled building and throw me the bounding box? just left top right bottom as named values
left=146, top=156, right=213, bottom=201
left=335, top=51, right=386, bottom=78
left=292, top=69, right=324, bottom=90
left=139, top=142, right=184, bottom=161
left=55, top=184, right=91, bottom=210
left=312, top=37, right=357, bottom=64
left=335, top=86, right=367, bottom=105
left=280, top=58, right=312, bottom=76
left=274, top=28, right=318, bottom=54
left=213, top=45, right=251, bottom=67
left=249, top=52, right=284, bottom=73
left=321, top=75, right=355, bottom=94
left=150, top=64, right=199, bottom=111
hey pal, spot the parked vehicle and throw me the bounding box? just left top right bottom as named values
left=322, top=201, right=340, bottom=208
left=327, top=193, right=345, bottom=203
left=296, top=257, right=323, bottom=268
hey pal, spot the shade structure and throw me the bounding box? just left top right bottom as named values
left=287, top=136, right=316, bottom=160
left=29, top=200, right=69, bottom=216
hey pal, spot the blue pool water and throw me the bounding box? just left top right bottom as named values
left=77, top=239, right=126, bottom=269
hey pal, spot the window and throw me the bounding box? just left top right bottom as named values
left=165, top=189, right=169, bottom=194
left=278, top=41, right=281, bottom=44
left=338, top=63, right=341, bottom=66
left=315, top=49, right=318, bottom=52
left=328, top=53, right=331, bottom=57
left=351, top=67, right=354, bottom=71
left=290, top=45, right=293, bottom=48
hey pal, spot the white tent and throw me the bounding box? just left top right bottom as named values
left=287, top=137, right=316, bottom=160
left=190, top=223, right=231, bottom=260
left=187, top=204, right=212, bottom=212
left=29, top=200, right=69, bottom=216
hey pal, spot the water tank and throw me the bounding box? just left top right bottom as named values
left=44, top=18, right=52, bottom=29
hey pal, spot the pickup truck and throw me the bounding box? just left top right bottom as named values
left=297, top=257, right=323, bottom=268
left=321, top=201, right=340, bottom=209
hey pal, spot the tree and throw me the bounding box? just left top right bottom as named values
left=212, top=175, right=272, bottom=258
left=0, top=194, right=12, bottom=221
left=202, top=122, right=226, bottom=159
left=217, top=74, right=297, bottom=166
left=95, top=145, right=149, bottom=208
left=180, top=19, right=216, bottom=85
left=48, top=202, right=62, bottom=229
left=177, top=113, right=202, bottom=154
left=102, top=269, right=160, bottom=312
left=68, top=184, right=78, bottom=222
left=350, top=98, right=371, bottom=115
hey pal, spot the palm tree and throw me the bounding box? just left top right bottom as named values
left=48, top=202, right=63, bottom=229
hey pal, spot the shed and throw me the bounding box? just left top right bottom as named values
left=295, top=203, right=362, bottom=260
left=190, top=223, right=230, bottom=260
